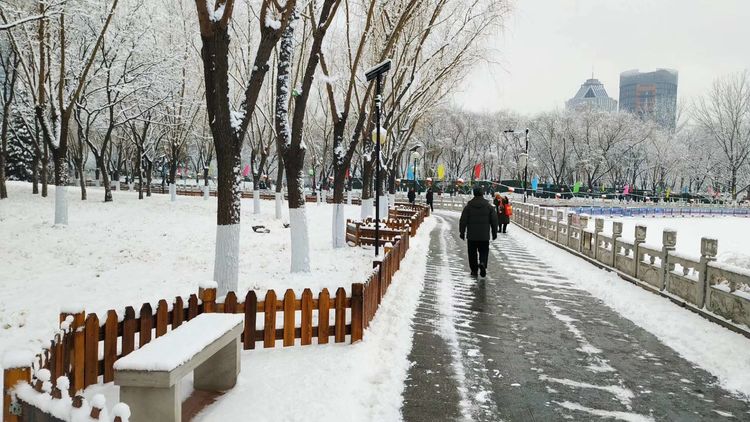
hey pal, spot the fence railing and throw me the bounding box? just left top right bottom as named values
left=3, top=205, right=430, bottom=422
left=513, top=202, right=750, bottom=337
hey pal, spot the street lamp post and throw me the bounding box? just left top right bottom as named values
left=366, top=59, right=392, bottom=257
left=411, top=150, right=421, bottom=191
left=503, top=128, right=530, bottom=203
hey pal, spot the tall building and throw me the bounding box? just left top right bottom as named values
left=619, top=69, right=678, bottom=129
left=566, top=78, right=618, bottom=112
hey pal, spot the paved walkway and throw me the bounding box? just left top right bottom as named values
left=402, top=213, right=750, bottom=421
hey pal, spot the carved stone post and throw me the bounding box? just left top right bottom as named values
left=594, top=218, right=604, bottom=260
left=698, top=237, right=718, bottom=308
left=612, top=221, right=623, bottom=268
left=661, top=229, right=677, bottom=291
left=578, top=215, right=590, bottom=252
left=556, top=210, right=564, bottom=243
left=634, top=225, right=647, bottom=278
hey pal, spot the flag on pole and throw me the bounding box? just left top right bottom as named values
left=437, top=164, right=445, bottom=180
left=708, top=186, right=714, bottom=197
left=345, top=167, right=350, bottom=179
left=666, top=188, right=671, bottom=199
left=242, top=164, right=250, bottom=177
left=473, top=163, right=482, bottom=180
left=406, top=166, right=414, bottom=180
left=531, top=176, right=539, bottom=191
left=623, top=184, right=630, bottom=195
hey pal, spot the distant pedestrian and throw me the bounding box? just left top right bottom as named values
left=459, top=187, right=498, bottom=278
left=408, top=188, right=416, bottom=204
left=499, top=196, right=511, bottom=233
left=426, top=187, right=434, bottom=211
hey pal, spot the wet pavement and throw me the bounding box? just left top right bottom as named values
left=402, top=213, right=750, bottom=421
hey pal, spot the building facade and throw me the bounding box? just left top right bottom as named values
left=619, top=69, right=678, bottom=130
left=566, top=78, right=618, bottom=112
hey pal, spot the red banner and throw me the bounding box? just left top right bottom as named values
left=473, top=163, right=482, bottom=180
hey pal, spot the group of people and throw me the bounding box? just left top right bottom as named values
left=408, top=187, right=435, bottom=212
left=459, top=187, right=513, bottom=278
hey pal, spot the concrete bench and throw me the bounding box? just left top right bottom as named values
left=113, top=313, right=244, bottom=422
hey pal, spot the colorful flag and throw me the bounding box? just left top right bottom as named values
left=573, top=182, right=581, bottom=194
left=708, top=186, right=714, bottom=197
left=666, top=188, right=671, bottom=199
left=531, top=176, right=539, bottom=191
left=242, top=164, right=250, bottom=177
left=345, top=167, right=350, bottom=179
left=437, top=164, right=445, bottom=180
left=406, top=166, right=414, bottom=180
left=473, top=163, right=482, bottom=180
left=623, top=184, right=630, bottom=195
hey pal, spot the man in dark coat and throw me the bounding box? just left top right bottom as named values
left=408, top=188, right=416, bottom=204
left=459, top=187, right=499, bottom=277
left=426, top=187, right=434, bottom=211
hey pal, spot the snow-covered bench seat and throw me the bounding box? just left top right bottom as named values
left=113, top=313, right=244, bottom=422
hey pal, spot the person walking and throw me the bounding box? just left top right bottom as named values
left=408, top=188, right=416, bottom=204
left=499, top=195, right=511, bottom=233
left=426, top=187, right=434, bottom=211
left=459, top=187, right=498, bottom=277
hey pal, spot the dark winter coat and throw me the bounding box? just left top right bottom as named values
left=408, top=190, right=416, bottom=203
left=460, top=197, right=499, bottom=241
left=426, top=189, right=434, bottom=204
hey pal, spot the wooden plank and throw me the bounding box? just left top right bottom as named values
left=283, top=289, right=296, bottom=347
left=224, top=292, right=238, bottom=314
left=244, top=291, right=257, bottom=350
left=156, top=300, right=168, bottom=337
left=188, top=294, right=198, bottom=320
left=351, top=283, right=364, bottom=343
left=103, top=310, right=117, bottom=383
left=318, top=289, right=330, bottom=345
left=300, top=289, right=313, bottom=346
left=3, top=367, right=30, bottom=422
left=122, top=307, right=136, bottom=357
left=139, top=303, right=153, bottom=347
left=69, top=311, right=85, bottom=393
left=52, top=334, right=63, bottom=382
left=334, top=288, right=346, bottom=343
left=83, top=314, right=99, bottom=388
left=172, top=297, right=184, bottom=328
left=264, top=290, right=277, bottom=348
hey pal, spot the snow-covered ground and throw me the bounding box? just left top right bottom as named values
left=0, top=182, right=375, bottom=402
left=516, top=226, right=750, bottom=399
left=589, top=217, right=750, bottom=269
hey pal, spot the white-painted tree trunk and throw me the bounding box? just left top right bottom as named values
left=213, top=224, right=240, bottom=296
left=332, top=203, right=346, bottom=248
left=347, top=190, right=352, bottom=205
left=322, top=189, right=327, bottom=204
left=203, top=185, right=210, bottom=200
left=379, top=195, right=388, bottom=219
left=169, top=184, right=176, bottom=202
left=94, top=179, right=100, bottom=187
left=128, top=182, right=134, bottom=191
left=115, top=180, right=120, bottom=191
left=388, top=193, right=396, bottom=208
left=289, top=208, right=311, bottom=272
left=275, top=192, right=283, bottom=219
left=54, top=185, right=69, bottom=225
left=253, top=189, right=261, bottom=214
left=361, top=198, right=374, bottom=220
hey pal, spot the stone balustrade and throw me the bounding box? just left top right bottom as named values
left=512, top=202, right=750, bottom=332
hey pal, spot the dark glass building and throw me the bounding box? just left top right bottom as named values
left=619, top=69, right=678, bottom=130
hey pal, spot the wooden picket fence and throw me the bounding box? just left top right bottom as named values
left=3, top=204, right=430, bottom=422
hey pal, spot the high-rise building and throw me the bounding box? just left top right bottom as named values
left=619, top=69, right=678, bottom=129
left=566, top=78, right=618, bottom=112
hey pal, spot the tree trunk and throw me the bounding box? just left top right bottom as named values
left=145, top=160, right=152, bottom=197
left=731, top=167, right=738, bottom=200
left=31, top=152, right=39, bottom=194
left=41, top=140, right=48, bottom=197
left=98, top=157, right=112, bottom=202
left=136, top=146, right=143, bottom=200
left=52, top=147, right=69, bottom=225
left=75, top=159, right=87, bottom=200
left=0, top=145, right=6, bottom=199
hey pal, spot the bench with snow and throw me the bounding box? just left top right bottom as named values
left=113, top=313, right=244, bottom=422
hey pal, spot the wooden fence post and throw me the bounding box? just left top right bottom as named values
left=199, top=286, right=217, bottom=313
left=351, top=283, right=364, bottom=343
left=3, top=366, right=31, bottom=422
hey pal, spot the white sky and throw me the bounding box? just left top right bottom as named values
left=452, top=0, right=750, bottom=115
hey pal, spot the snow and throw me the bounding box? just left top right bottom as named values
left=0, top=182, right=372, bottom=396
left=187, top=217, right=437, bottom=421
left=593, top=217, right=750, bottom=270
left=113, top=314, right=243, bottom=372
left=264, top=14, right=281, bottom=30
left=1, top=349, right=35, bottom=369
left=515, top=227, right=750, bottom=399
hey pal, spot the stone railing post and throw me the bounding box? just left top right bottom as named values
left=661, top=229, right=676, bottom=291
left=546, top=209, right=554, bottom=238
left=634, top=225, right=647, bottom=278
left=578, top=215, right=589, bottom=252
left=612, top=221, right=623, bottom=267
left=698, top=237, right=718, bottom=308
left=566, top=213, right=574, bottom=246
left=594, top=218, right=604, bottom=260
left=556, top=210, right=564, bottom=243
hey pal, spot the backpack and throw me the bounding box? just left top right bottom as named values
left=505, top=204, right=513, bottom=217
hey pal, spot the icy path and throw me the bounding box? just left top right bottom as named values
left=402, top=213, right=750, bottom=421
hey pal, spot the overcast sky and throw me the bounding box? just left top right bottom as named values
left=452, top=0, right=750, bottom=115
